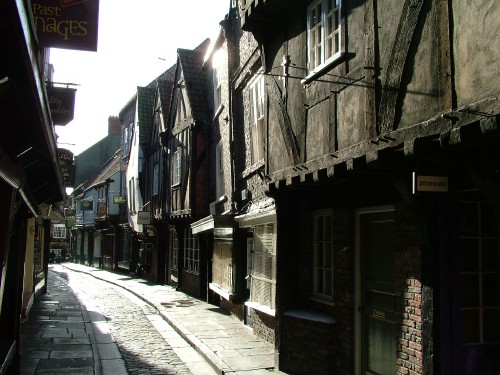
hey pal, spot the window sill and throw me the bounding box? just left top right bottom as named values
left=284, top=308, right=336, bottom=324
left=245, top=300, right=276, bottom=317
left=309, top=295, right=335, bottom=307
left=301, top=52, right=346, bottom=85
left=209, top=282, right=235, bottom=301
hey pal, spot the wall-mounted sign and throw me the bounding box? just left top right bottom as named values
left=80, top=200, right=93, bottom=210
left=58, top=148, right=74, bottom=187
left=32, top=0, right=100, bottom=51
left=413, top=173, right=449, bottom=193
left=137, top=211, right=151, bottom=225
left=48, top=87, right=76, bottom=125
left=113, top=196, right=126, bottom=204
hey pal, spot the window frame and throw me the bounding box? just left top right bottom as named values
left=248, top=73, right=265, bottom=164
left=183, top=229, right=200, bottom=274
left=313, top=209, right=334, bottom=301
left=172, top=148, right=181, bottom=187
left=153, top=163, right=160, bottom=196
left=52, top=224, right=67, bottom=239
left=171, top=229, right=178, bottom=270
left=248, top=222, right=277, bottom=310
left=215, top=141, right=225, bottom=199
left=306, top=0, right=342, bottom=78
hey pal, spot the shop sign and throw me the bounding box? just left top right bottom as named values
left=32, top=0, right=100, bottom=51
left=137, top=211, right=151, bottom=225
left=48, top=87, right=76, bottom=125
left=113, top=196, right=127, bottom=204
left=413, top=173, right=449, bottom=193
left=58, top=148, right=74, bottom=187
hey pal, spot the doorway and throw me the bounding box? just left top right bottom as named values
left=356, top=207, right=396, bottom=375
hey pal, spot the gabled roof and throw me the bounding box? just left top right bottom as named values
left=76, top=149, right=121, bottom=193
left=176, top=38, right=211, bottom=123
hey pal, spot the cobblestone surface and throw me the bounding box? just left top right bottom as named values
left=54, top=268, right=193, bottom=375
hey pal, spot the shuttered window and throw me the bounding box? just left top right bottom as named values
left=213, top=242, right=233, bottom=291
left=249, top=223, right=276, bottom=309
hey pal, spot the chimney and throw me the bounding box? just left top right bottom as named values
left=108, top=116, right=121, bottom=135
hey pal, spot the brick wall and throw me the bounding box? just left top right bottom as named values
left=280, top=314, right=337, bottom=375
left=251, top=310, right=275, bottom=344
left=220, top=297, right=244, bottom=321
left=395, top=201, right=428, bottom=374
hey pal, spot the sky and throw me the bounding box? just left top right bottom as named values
left=52, top=0, right=230, bottom=156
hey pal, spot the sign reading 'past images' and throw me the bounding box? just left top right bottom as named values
left=32, top=0, right=100, bottom=52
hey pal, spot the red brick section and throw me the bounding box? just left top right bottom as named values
left=395, top=201, right=426, bottom=375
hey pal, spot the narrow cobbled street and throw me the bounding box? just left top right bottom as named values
left=20, top=266, right=217, bottom=374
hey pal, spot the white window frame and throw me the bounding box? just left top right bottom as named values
left=313, top=209, right=334, bottom=301
left=248, top=73, right=265, bottom=164
left=183, top=229, right=200, bottom=274
left=172, top=148, right=181, bottom=186
left=171, top=229, right=178, bottom=270
left=307, top=0, right=342, bottom=76
left=52, top=224, right=66, bottom=239
left=248, top=223, right=277, bottom=311
left=216, top=141, right=225, bottom=199
left=213, top=50, right=223, bottom=111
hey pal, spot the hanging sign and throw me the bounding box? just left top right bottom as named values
left=32, top=0, right=100, bottom=51
left=48, top=87, right=76, bottom=125
left=57, top=148, right=74, bottom=187
left=137, top=211, right=151, bottom=225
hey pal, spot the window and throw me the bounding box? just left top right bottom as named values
left=313, top=210, right=333, bottom=300
left=172, top=148, right=181, bottom=186
left=213, top=242, right=233, bottom=291
left=249, top=223, right=276, bottom=309
left=128, top=177, right=136, bottom=212
left=153, top=163, right=159, bottom=196
left=216, top=141, right=225, bottom=198
left=459, top=201, right=500, bottom=344
left=52, top=224, right=66, bottom=239
left=248, top=74, right=265, bottom=164
left=307, top=0, right=341, bottom=74
left=183, top=229, right=200, bottom=273
left=213, top=50, right=223, bottom=111
left=171, top=229, right=178, bottom=269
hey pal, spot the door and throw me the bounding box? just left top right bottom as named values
left=358, top=209, right=396, bottom=375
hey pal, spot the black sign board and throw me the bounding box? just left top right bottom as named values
left=58, top=148, right=74, bottom=187
left=48, top=87, right=76, bottom=125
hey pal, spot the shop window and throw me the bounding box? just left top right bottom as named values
left=459, top=201, right=500, bottom=343
left=183, top=229, right=200, bottom=274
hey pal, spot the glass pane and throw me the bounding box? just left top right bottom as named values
left=482, top=274, right=500, bottom=306
left=481, top=202, right=499, bottom=236
left=483, top=238, right=500, bottom=271
left=460, top=274, right=480, bottom=307
left=459, top=202, right=479, bottom=236
left=317, top=268, right=323, bottom=292
left=460, top=238, right=479, bottom=271
left=483, top=308, right=500, bottom=342
left=324, top=246, right=333, bottom=270
left=324, top=269, right=332, bottom=295
left=317, top=216, right=324, bottom=239
left=317, top=244, right=323, bottom=267
left=461, top=309, right=480, bottom=343
left=325, top=215, right=332, bottom=240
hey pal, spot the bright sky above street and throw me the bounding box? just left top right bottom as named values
left=52, top=0, right=230, bottom=156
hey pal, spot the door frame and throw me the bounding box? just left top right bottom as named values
left=354, top=205, right=394, bottom=375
